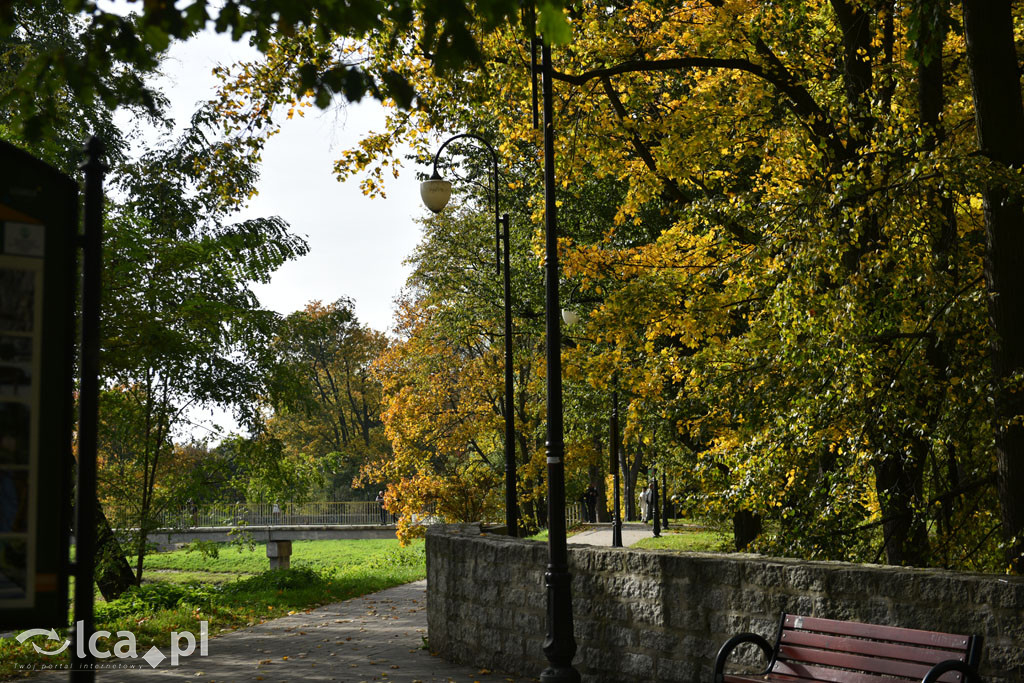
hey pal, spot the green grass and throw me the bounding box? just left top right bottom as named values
left=143, top=569, right=256, bottom=585
left=0, top=539, right=425, bottom=679
left=633, top=527, right=732, bottom=552
left=137, top=538, right=405, bottom=574
left=526, top=519, right=731, bottom=553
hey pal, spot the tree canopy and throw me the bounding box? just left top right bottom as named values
left=248, top=0, right=1023, bottom=572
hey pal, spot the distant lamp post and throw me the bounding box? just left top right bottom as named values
left=662, top=469, right=670, bottom=528
left=609, top=387, right=623, bottom=548
left=652, top=475, right=661, bottom=538
left=420, top=134, right=518, bottom=538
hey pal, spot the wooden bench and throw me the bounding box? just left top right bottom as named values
left=714, top=613, right=983, bottom=683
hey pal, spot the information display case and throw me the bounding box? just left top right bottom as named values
left=0, top=140, right=76, bottom=628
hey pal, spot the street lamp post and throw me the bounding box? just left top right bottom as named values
left=662, top=468, right=670, bottom=528
left=610, top=388, right=623, bottom=548
left=539, top=42, right=581, bottom=683
left=652, top=474, right=661, bottom=538
left=420, top=133, right=518, bottom=538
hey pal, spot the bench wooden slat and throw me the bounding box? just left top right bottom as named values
left=777, top=645, right=964, bottom=682
left=770, top=659, right=909, bottom=683
left=724, top=675, right=810, bottom=683
left=774, top=658, right=964, bottom=683
left=783, top=615, right=971, bottom=651
left=716, top=613, right=980, bottom=683
left=781, top=630, right=968, bottom=666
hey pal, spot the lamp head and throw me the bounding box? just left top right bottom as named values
left=420, top=170, right=452, bottom=213
left=561, top=308, right=580, bottom=326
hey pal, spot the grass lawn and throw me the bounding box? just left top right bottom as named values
left=0, top=539, right=425, bottom=679
left=136, top=537, right=408, bottom=575
left=528, top=520, right=732, bottom=553
left=632, top=527, right=732, bottom=552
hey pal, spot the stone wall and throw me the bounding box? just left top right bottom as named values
left=425, top=524, right=1024, bottom=682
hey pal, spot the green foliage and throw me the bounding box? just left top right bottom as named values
left=94, top=581, right=219, bottom=622
left=1, top=0, right=571, bottom=142
left=258, top=299, right=389, bottom=501
left=220, top=566, right=326, bottom=595
left=184, top=539, right=222, bottom=560
left=97, top=108, right=309, bottom=582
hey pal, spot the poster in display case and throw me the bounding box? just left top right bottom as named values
left=0, top=140, right=76, bottom=627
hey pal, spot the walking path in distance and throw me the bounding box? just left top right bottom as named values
left=568, top=521, right=654, bottom=548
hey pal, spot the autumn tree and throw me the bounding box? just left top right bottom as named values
left=324, top=0, right=1014, bottom=570
left=96, top=109, right=308, bottom=584
left=258, top=298, right=389, bottom=500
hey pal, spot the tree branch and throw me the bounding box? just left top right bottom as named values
left=552, top=56, right=848, bottom=164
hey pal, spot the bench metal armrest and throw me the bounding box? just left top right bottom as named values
left=713, top=632, right=774, bottom=682
left=922, top=659, right=981, bottom=683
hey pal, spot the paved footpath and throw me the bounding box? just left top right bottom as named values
left=28, top=527, right=655, bottom=682
left=567, top=522, right=654, bottom=547
left=34, top=581, right=535, bottom=683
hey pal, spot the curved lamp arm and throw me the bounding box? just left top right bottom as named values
left=422, top=133, right=503, bottom=275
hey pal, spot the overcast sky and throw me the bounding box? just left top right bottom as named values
left=143, top=28, right=425, bottom=335
left=129, top=26, right=429, bottom=438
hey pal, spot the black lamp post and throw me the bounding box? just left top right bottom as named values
left=662, top=468, right=670, bottom=528
left=538, top=42, right=581, bottom=683
left=610, top=388, right=623, bottom=548
left=652, top=474, right=661, bottom=538
left=420, top=133, right=518, bottom=538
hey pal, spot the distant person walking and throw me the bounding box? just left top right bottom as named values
left=583, top=483, right=598, bottom=523
left=375, top=490, right=387, bottom=525
left=640, top=482, right=655, bottom=523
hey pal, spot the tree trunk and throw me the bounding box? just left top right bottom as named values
left=624, top=451, right=643, bottom=521
left=535, top=475, right=548, bottom=529
left=962, top=0, right=1024, bottom=573
left=589, top=462, right=609, bottom=522
left=732, top=509, right=762, bottom=551
left=93, top=501, right=135, bottom=600
left=873, top=452, right=931, bottom=566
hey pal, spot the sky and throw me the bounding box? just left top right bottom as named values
left=140, top=28, right=426, bottom=335
left=127, top=26, right=430, bottom=438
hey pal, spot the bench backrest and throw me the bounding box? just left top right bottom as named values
left=770, top=614, right=982, bottom=683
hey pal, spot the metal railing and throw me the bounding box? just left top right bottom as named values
left=107, top=500, right=586, bottom=530
left=566, top=501, right=584, bottom=528
left=107, top=501, right=394, bottom=530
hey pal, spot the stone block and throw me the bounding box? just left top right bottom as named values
left=266, top=539, right=292, bottom=569
left=639, top=627, right=680, bottom=652
left=743, top=561, right=785, bottom=588
left=782, top=565, right=825, bottom=593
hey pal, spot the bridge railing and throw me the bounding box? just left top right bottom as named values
left=107, top=500, right=586, bottom=530
left=107, top=501, right=394, bottom=529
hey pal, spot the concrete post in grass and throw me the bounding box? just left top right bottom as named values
left=267, top=540, right=292, bottom=569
